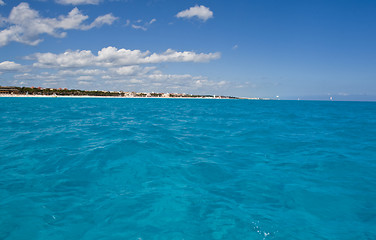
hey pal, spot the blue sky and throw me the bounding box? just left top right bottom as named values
left=0, top=0, right=375, bottom=99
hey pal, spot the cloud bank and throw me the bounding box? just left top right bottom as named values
left=56, top=0, right=101, bottom=5
left=0, top=61, right=23, bottom=75
left=5, top=46, right=225, bottom=93
left=31, top=46, right=221, bottom=68
left=176, top=5, right=213, bottom=22
left=0, top=61, right=22, bottom=71
left=0, top=2, right=117, bottom=47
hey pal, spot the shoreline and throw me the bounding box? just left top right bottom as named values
left=0, top=94, right=247, bottom=99
left=2, top=94, right=375, bottom=102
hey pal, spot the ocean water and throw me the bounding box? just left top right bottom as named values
left=0, top=98, right=375, bottom=240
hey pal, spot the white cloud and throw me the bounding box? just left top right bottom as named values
left=102, top=75, right=111, bottom=79
left=131, top=24, right=147, bottom=31
left=5, top=46, right=227, bottom=94
left=111, top=65, right=156, bottom=76
left=128, top=18, right=156, bottom=31
left=84, top=13, right=117, bottom=30
left=14, top=72, right=63, bottom=82
left=100, top=70, right=227, bottom=93
left=147, top=48, right=220, bottom=63
left=176, top=5, right=213, bottom=22
left=32, top=46, right=221, bottom=68
left=12, top=66, right=228, bottom=94
left=0, top=3, right=117, bottom=47
left=58, top=69, right=105, bottom=76
left=0, top=0, right=5, bottom=6
left=32, top=50, right=95, bottom=68
left=144, top=71, right=228, bottom=92
left=56, top=0, right=101, bottom=5
left=0, top=61, right=22, bottom=71
left=113, top=65, right=140, bottom=76
left=77, top=75, right=94, bottom=81
left=78, top=81, right=90, bottom=85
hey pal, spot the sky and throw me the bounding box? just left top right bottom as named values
left=0, top=0, right=375, bottom=99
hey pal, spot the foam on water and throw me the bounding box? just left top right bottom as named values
left=0, top=98, right=375, bottom=239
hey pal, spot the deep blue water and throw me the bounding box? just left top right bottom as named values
left=0, top=98, right=375, bottom=240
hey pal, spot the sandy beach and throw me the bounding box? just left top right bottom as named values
left=0, top=94, right=240, bottom=99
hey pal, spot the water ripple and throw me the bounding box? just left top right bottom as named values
left=0, top=98, right=375, bottom=239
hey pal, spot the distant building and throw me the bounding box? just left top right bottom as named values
left=124, top=92, right=136, bottom=97
left=0, top=87, right=20, bottom=94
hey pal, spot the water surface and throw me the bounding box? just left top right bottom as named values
left=0, top=98, right=375, bottom=239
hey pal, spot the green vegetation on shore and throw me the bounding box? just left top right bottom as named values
left=0, top=86, right=239, bottom=99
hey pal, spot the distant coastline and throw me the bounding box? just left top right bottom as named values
left=0, top=94, right=246, bottom=99
left=0, top=86, right=265, bottom=100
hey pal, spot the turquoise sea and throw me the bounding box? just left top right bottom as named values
left=0, top=98, right=375, bottom=240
